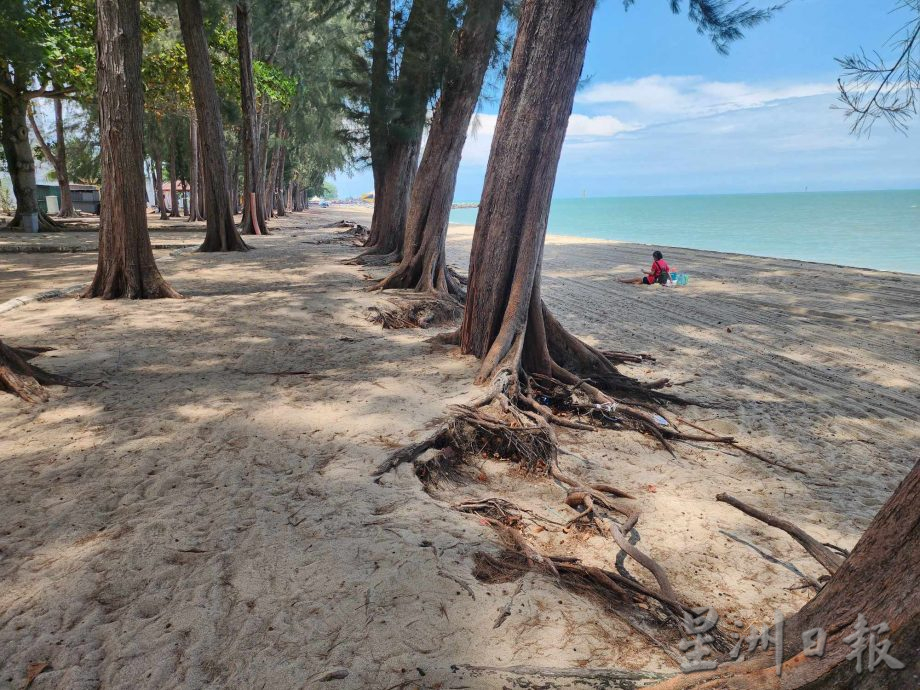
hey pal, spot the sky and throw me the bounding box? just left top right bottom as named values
left=333, top=0, right=920, bottom=200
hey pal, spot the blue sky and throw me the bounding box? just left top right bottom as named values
left=333, top=0, right=920, bottom=199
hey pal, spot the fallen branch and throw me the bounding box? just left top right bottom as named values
left=493, top=580, right=523, bottom=628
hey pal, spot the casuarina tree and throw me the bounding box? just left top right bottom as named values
left=176, top=0, right=248, bottom=251
left=0, top=0, right=94, bottom=230
left=84, top=0, right=180, bottom=299
left=374, top=0, right=503, bottom=298
left=355, top=0, right=450, bottom=263
left=236, top=1, right=266, bottom=235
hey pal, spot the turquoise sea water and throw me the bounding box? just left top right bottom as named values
left=449, top=190, right=920, bottom=274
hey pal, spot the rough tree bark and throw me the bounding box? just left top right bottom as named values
left=0, top=82, right=63, bottom=231
left=459, top=0, right=597, bottom=379
left=84, top=0, right=180, bottom=299
left=236, top=3, right=266, bottom=234
left=357, top=0, right=448, bottom=263
left=649, top=460, right=919, bottom=689
left=188, top=115, right=202, bottom=221
left=375, top=0, right=503, bottom=295
left=176, top=0, right=247, bottom=251
left=27, top=97, right=75, bottom=217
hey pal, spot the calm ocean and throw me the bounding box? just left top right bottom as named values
left=449, top=190, right=920, bottom=274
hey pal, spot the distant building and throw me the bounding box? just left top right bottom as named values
left=0, top=160, right=99, bottom=214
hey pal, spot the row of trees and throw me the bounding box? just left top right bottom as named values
left=2, top=0, right=916, bottom=683
left=0, top=0, right=354, bottom=236
left=360, top=1, right=919, bottom=687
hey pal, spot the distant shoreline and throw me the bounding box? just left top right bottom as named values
left=447, top=189, right=920, bottom=274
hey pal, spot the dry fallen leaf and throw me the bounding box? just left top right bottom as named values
left=25, top=662, right=49, bottom=688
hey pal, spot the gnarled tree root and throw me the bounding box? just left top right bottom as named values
left=367, top=295, right=463, bottom=329
left=716, top=493, right=845, bottom=574
left=0, top=339, right=84, bottom=403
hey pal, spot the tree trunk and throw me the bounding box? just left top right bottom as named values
left=237, top=1, right=266, bottom=235
left=0, top=88, right=61, bottom=231
left=274, top=146, right=286, bottom=217
left=169, top=135, right=180, bottom=217
left=84, top=0, right=179, bottom=299
left=458, top=0, right=599, bottom=383
left=196, top=123, right=206, bottom=220
left=188, top=115, right=202, bottom=221
left=176, top=0, right=247, bottom=251
left=367, top=0, right=391, bottom=229
left=265, top=120, right=284, bottom=219
left=52, top=97, right=74, bottom=217
left=376, top=0, right=503, bottom=295
left=230, top=139, right=241, bottom=215
left=153, top=149, right=168, bottom=220
left=649, top=460, right=919, bottom=689
left=292, top=181, right=302, bottom=211
left=258, top=103, right=273, bottom=216
left=358, top=0, right=448, bottom=262
left=26, top=98, right=76, bottom=218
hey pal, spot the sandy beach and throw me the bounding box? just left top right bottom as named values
left=0, top=208, right=917, bottom=688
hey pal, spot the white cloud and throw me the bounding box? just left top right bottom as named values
left=461, top=112, right=637, bottom=165
left=576, top=75, right=835, bottom=120
left=567, top=114, right=637, bottom=137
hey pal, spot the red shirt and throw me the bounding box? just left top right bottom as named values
left=650, top=259, right=670, bottom=283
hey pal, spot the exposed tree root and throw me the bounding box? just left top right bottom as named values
left=367, top=295, right=463, bottom=329
left=343, top=247, right=401, bottom=266
left=0, top=339, right=84, bottom=403
left=716, top=493, right=845, bottom=574
left=333, top=220, right=368, bottom=242
left=454, top=662, right=672, bottom=687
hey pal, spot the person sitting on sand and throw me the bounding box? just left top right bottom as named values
left=620, top=250, right=671, bottom=285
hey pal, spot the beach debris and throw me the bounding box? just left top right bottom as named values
left=492, top=581, right=524, bottom=628
left=0, top=339, right=84, bottom=403
left=24, top=661, right=50, bottom=688
left=311, top=667, right=349, bottom=682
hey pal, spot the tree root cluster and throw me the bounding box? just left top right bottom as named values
left=369, top=350, right=824, bottom=667
left=3, top=210, right=66, bottom=232
left=458, top=491, right=736, bottom=665
left=367, top=295, right=463, bottom=329
left=333, top=219, right=368, bottom=242
left=0, top=340, right=83, bottom=403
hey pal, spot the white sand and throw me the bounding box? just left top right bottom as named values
left=0, top=209, right=916, bottom=688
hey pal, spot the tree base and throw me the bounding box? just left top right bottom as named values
left=3, top=211, right=66, bottom=232
left=0, top=340, right=84, bottom=403
left=82, top=272, right=182, bottom=300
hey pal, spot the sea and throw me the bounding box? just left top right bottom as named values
left=448, top=190, right=920, bottom=275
